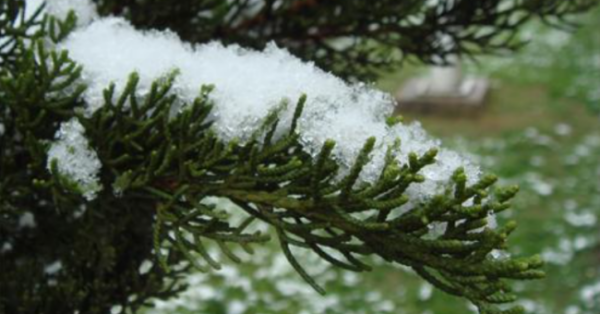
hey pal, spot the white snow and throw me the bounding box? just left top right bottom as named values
left=18, top=212, right=36, bottom=228
left=44, top=260, right=63, bottom=275
left=418, top=283, right=434, bottom=301
left=47, top=118, right=102, bottom=201
left=57, top=17, right=481, bottom=205
left=26, top=0, right=97, bottom=25
left=564, top=210, right=597, bottom=227
left=554, top=123, right=572, bottom=137
left=110, top=305, right=123, bottom=314
left=1, top=242, right=13, bottom=253
left=139, top=260, right=154, bottom=275
left=24, top=0, right=44, bottom=20
left=541, top=236, right=594, bottom=266
left=580, top=280, right=600, bottom=305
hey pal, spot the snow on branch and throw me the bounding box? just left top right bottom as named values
left=47, top=118, right=102, bottom=201
left=46, top=2, right=480, bottom=206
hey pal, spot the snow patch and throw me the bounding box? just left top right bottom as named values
left=47, top=118, right=102, bottom=201
left=26, top=0, right=97, bottom=25
left=581, top=281, right=600, bottom=305
left=44, top=260, right=63, bottom=275
left=418, top=283, right=434, bottom=301
left=18, top=212, right=36, bottom=228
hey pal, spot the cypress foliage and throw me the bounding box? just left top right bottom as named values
left=0, top=1, right=594, bottom=314
left=95, top=0, right=597, bottom=80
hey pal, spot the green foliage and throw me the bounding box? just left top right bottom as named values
left=0, top=0, right=41, bottom=68
left=4, top=1, right=596, bottom=314
left=143, top=53, right=600, bottom=314
left=409, top=85, right=600, bottom=313
left=465, top=5, right=600, bottom=113
left=93, top=0, right=598, bottom=81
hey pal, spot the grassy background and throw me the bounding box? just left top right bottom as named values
left=142, top=8, right=600, bottom=314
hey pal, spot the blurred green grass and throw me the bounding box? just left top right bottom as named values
left=142, top=8, right=600, bottom=314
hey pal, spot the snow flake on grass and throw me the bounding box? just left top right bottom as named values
left=47, top=118, right=102, bottom=201
left=541, top=236, right=594, bottom=266
left=146, top=240, right=401, bottom=314
left=554, top=123, right=572, bottom=137
left=580, top=280, right=600, bottom=308
left=564, top=210, right=597, bottom=228
left=418, top=283, right=433, bottom=301
left=523, top=172, right=554, bottom=196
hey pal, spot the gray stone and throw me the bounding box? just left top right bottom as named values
left=395, top=73, right=490, bottom=115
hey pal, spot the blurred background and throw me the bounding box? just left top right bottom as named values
left=141, top=6, right=600, bottom=314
